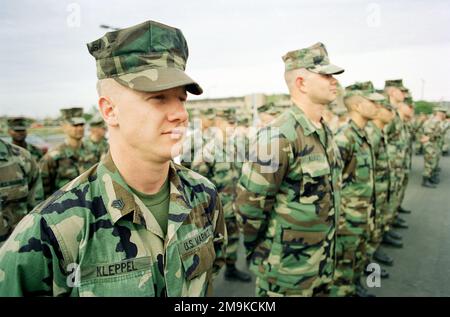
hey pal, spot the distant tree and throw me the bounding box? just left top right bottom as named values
left=414, top=100, right=435, bottom=114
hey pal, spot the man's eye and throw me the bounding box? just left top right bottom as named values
left=148, top=95, right=164, bottom=101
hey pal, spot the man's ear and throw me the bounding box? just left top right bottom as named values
left=99, top=96, right=119, bottom=127
left=295, top=75, right=306, bottom=93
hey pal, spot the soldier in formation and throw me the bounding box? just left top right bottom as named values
left=237, top=42, right=344, bottom=296
left=39, top=107, right=99, bottom=199
left=0, top=19, right=445, bottom=298
left=83, top=115, right=109, bottom=162
left=7, top=117, right=44, bottom=162
left=0, top=20, right=226, bottom=297
left=421, top=107, right=448, bottom=188
left=0, top=138, right=43, bottom=247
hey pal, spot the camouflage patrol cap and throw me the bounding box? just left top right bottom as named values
left=433, top=106, right=447, bottom=113
left=282, top=42, right=344, bottom=75
left=384, top=79, right=407, bottom=91
left=87, top=20, right=203, bottom=95
left=89, top=114, right=105, bottom=127
left=60, top=107, right=86, bottom=125
left=375, top=89, right=394, bottom=110
left=237, top=116, right=250, bottom=126
left=257, top=102, right=278, bottom=114
left=7, top=117, right=29, bottom=131
left=201, top=108, right=215, bottom=120
left=345, top=82, right=386, bottom=102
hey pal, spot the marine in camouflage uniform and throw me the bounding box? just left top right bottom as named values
left=383, top=80, right=410, bottom=229
left=0, top=139, right=43, bottom=247
left=83, top=115, right=109, bottom=162
left=412, top=114, right=427, bottom=155
left=396, top=94, right=415, bottom=215
left=440, top=112, right=450, bottom=155
left=0, top=20, right=226, bottom=297
left=0, top=153, right=226, bottom=296
left=331, top=84, right=383, bottom=297
left=237, top=42, right=344, bottom=297
left=421, top=107, right=447, bottom=187
left=191, top=110, right=251, bottom=282
left=39, top=108, right=98, bottom=199
left=7, top=117, right=45, bottom=162
left=364, top=96, right=395, bottom=268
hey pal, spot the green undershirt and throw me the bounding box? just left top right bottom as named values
left=131, top=178, right=170, bottom=237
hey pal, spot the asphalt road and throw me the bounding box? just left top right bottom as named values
left=212, top=152, right=450, bottom=297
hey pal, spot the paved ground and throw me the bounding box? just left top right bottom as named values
left=212, top=152, right=450, bottom=297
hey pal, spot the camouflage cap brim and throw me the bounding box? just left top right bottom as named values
left=366, top=92, right=386, bottom=102
left=67, top=117, right=86, bottom=125
left=113, top=67, right=203, bottom=95
left=10, top=126, right=27, bottom=131
left=308, top=63, right=344, bottom=75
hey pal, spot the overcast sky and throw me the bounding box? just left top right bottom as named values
left=1, top=0, right=450, bottom=118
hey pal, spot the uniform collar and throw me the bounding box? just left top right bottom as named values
left=349, top=119, right=368, bottom=139
left=289, top=103, right=326, bottom=136
left=97, top=152, right=192, bottom=242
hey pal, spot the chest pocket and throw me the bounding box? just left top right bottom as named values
left=178, top=227, right=215, bottom=281
left=355, top=151, right=371, bottom=183
left=300, top=153, right=331, bottom=202
left=0, top=161, right=28, bottom=202
left=78, top=257, right=155, bottom=297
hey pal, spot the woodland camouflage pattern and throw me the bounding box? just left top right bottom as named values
left=39, top=142, right=99, bottom=198
left=83, top=137, right=109, bottom=162
left=87, top=20, right=202, bottom=95
left=0, top=139, right=43, bottom=246
left=331, top=119, right=375, bottom=296
left=192, top=132, right=240, bottom=265
left=0, top=153, right=226, bottom=296
left=7, top=117, right=44, bottom=162
left=384, top=110, right=408, bottom=213
left=236, top=104, right=342, bottom=296
left=365, top=122, right=390, bottom=256
left=282, top=42, right=344, bottom=75
left=422, top=116, right=442, bottom=178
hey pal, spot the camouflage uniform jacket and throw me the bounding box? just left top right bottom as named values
left=0, top=139, right=43, bottom=244
left=384, top=110, right=407, bottom=170
left=409, top=117, right=423, bottom=142
left=335, top=120, right=375, bottom=236
left=438, top=120, right=450, bottom=149
left=191, top=133, right=239, bottom=217
left=0, top=153, right=226, bottom=297
left=83, top=137, right=109, bottom=162
left=236, top=104, right=342, bottom=290
left=422, top=117, right=442, bottom=143
left=39, top=141, right=99, bottom=198
left=365, top=122, right=390, bottom=213
left=25, top=142, right=44, bottom=162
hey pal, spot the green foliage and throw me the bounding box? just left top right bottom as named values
left=414, top=100, right=435, bottom=114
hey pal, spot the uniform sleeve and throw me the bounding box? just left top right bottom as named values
left=39, top=154, right=57, bottom=199
left=26, top=156, right=44, bottom=210
left=212, top=193, right=227, bottom=276
left=334, top=131, right=354, bottom=184
left=235, top=127, right=291, bottom=258
left=0, top=213, right=71, bottom=296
